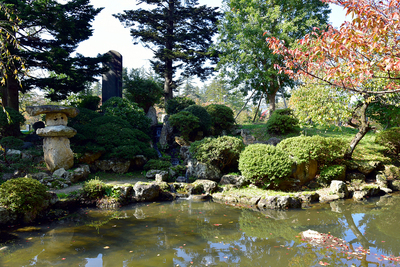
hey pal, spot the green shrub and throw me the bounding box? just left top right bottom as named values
left=76, top=95, right=101, bottom=111
left=375, top=127, right=400, bottom=155
left=82, top=179, right=112, bottom=199
left=143, top=159, right=172, bottom=171
left=0, top=107, right=25, bottom=137
left=0, top=136, right=24, bottom=150
left=183, top=104, right=212, bottom=134
left=206, top=104, right=235, bottom=135
left=238, top=144, right=293, bottom=188
left=68, top=108, right=102, bottom=127
left=265, top=108, right=299, bottom=135
left=277, top=135, right=347, bottom=165
left=317, top=165, right=346, bottom=186
left=166, top=96, right=195, bottom=115
left=190, top=136, right=245, bottom=173
left=169, top=111, right=200, bottom=140
left=102, top=97, right=151, bottom=133
left=0, top=178, right=50, bottom=222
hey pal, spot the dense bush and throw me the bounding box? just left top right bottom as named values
left=375, top=127, right=400, bottom=155
left=166, top=96, right=195, bottom=115
left=183, top=104, right=212, bottom=134
left=265, top=108, right=299, bottom=135
left=190, top=136, right=245, bottom=173
left=102, top=97, right=151, bottom=133
left=82, top=179, right=112, bottom=199
left=277, top=135, right=347, bottom=165
left=169, top=111, right=200, bottom=140
left=69, top=112, right=157, bottom=161
left=76, top=95, right=101, bottom=111
left=143, top=159, right=172, bottom=171
left=0, top=178, right=51, bottom=222
left=238, top=144, right=293, bottom=188
left=0, top=107, right=25, bottom=137
left=206, top=104, right=235, bottom=135
left=317, top=165, right=346, bottom=186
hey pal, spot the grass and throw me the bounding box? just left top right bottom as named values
left=220, top=186, right=316, bottom=197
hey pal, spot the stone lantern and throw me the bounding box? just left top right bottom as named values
left=26, top=105, right=79, bottom=172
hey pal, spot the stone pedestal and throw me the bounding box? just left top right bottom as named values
left=26, top=105, right=79, bottom=172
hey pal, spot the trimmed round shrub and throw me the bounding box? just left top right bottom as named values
left=169, top=111, right=200, bottom=140
left=206, top=104, right=235, bottom=135
left=183, top=104, right=212, bottom=134
left=276, top=135, right=347, bottom=165
left=190, top=136, right=245, bottom=173
left=0, top=107, right=25, bottom=137
left=239, top=144, right=293, bottom=188
left=166, top=96, right=195, bottom=115
left=102, top=97, right=151, bottom=133
left=317, top=165, right=346, bottom=186
left=375, top=127, right=400, bottom=155
left=82, top=179, right=112, bottom=199
left=68, top=107, right=102, bottom=127
left=0, top=178, right=51, bottom=222
left=265, top=108, right=299, bottom=135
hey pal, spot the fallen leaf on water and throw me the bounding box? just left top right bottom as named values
left=213, top=224, right=222, bottom=226
left=62, top=258, right=66, bottom=260
left=104, top=246, right=110, bottom=249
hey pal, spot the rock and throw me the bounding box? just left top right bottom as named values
left=146, top=170, right=163, bottom=179
left=131, top=155, right=147, bottom=170
left=1, top=173, right=13, bottom=181
left=257, top=195, right=301, bottom=210
left=292, top=159, right=318, bottom=186
left=114, top=185, right=134, bottom=204
left=111, top=160, right=130, bottom=174
left=330, top=201, right=343, bottom=213
left=330, top=180, right=349, bottom=198
left=37, top=125, right=77, bottom=138
left=176, top=176, right=187, bottom=183
left=175, top=136, right=190, bottom=146
left=296, top=192, right=320, bottom=203
left=190, top=194, right=212, bottom=201
left=357, top=161, right=382, bottom=175
left=42, top=137, right=74, bottom=171
left=219, top=175, right=248, bottom=188
left=186, top=159, right=221, bottom=182
left=26, top=172, right=51, bottom=181
left=20, top=142, right=34, bottom=150
left=71, top=165, right=90, bottom=183
left=241, top=129, right=256, bottom=145
left=79, top=152, right=103, bottom=165
left=6, top=149, right=21, bottom=157
left=300, top=230, right=347, bottom=248
left=347, top=172, right=366, bottom=181
left=159, top=116, right=173, bottom=150
left=146, top=106, right=158, bottom=127
left=134, top=183, right=160, bottom=202
left=376, top=173, right=388, bottom=188
left=52, top=168, right=73, bottom=181
left=155, top=171, right=169, bottom=182
left=191, top=179, right=218, bottom=194
left=179, top=146, right=191, bottom=164
left=265, top=137, right=281, bottom=146
left=95, top=160, right=112, bottom=171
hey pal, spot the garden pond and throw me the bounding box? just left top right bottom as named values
left=1, top=193, right=400, bottom=267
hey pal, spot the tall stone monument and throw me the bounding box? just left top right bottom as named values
left=102, top=50, right=122, bottom=104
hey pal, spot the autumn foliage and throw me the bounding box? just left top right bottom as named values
left=267, top=0, right=400, bottom=95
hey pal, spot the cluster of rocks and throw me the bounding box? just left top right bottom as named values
left=25, top=165, right=90, bottom=189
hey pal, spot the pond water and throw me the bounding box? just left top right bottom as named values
left=1, top=194, right=400, bottom=267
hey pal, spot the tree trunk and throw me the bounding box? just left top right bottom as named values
left=163, top=0, right=175, bottom=106
left=267, top=90, right=277, bottom=117
left=6, top=73, right=19, bottom=111
left=344, top=100, right=371, bottom=160
left=252, top=92, right=264, bottom=122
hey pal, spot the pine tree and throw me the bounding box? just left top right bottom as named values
left=114, top=0, right=221, bottom=105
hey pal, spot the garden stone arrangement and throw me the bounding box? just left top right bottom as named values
left=26, top=105, right=79, bottom=172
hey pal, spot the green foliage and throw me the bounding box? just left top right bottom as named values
left=277, top=135, right=347, bottom=165
left=0, top=178, right=50, bottom=222
left=265, top=108, right=299, bottom=135
left=82, top=179, right=112, bottom=199
left=0, top=107, right=25, bottom=137
left=102, top=97, right=151, bottom=133
left=76, top=95, right=101, bottom=111
left=143, top=159, right=172, bottom=171
left=238, top=144, right=293, bottom=188
left=69, top=110, right=157, bottom=161
left=169, top=111, right=200, bottom=140
left=0, top=136, right=24, bottom=150
left=375, top=127, right=400, bottom=155
left=206, top=104, right=235, bottom=135
left=190, top=136, right=245, bottom=173
left=317, top=165, right=346, bottom=186
left=183, top=104, right=212, bottom=134
left=166, top=97, right=196, bottom=115
left=123, top=68, right=163, bottom=112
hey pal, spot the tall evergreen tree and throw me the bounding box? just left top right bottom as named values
left=114, top=0, right=221, bottom=105
left=216, top=0, right=330, bottom=115
left=0, top=0, right=108, bottom=113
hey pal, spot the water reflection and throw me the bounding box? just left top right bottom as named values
left=1, top=194, right=400, bottom=266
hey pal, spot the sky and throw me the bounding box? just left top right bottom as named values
left=75, top=1, right=348, bottom=84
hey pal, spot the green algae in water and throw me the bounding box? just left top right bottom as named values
left=1, top=196, right=400, bottom=266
